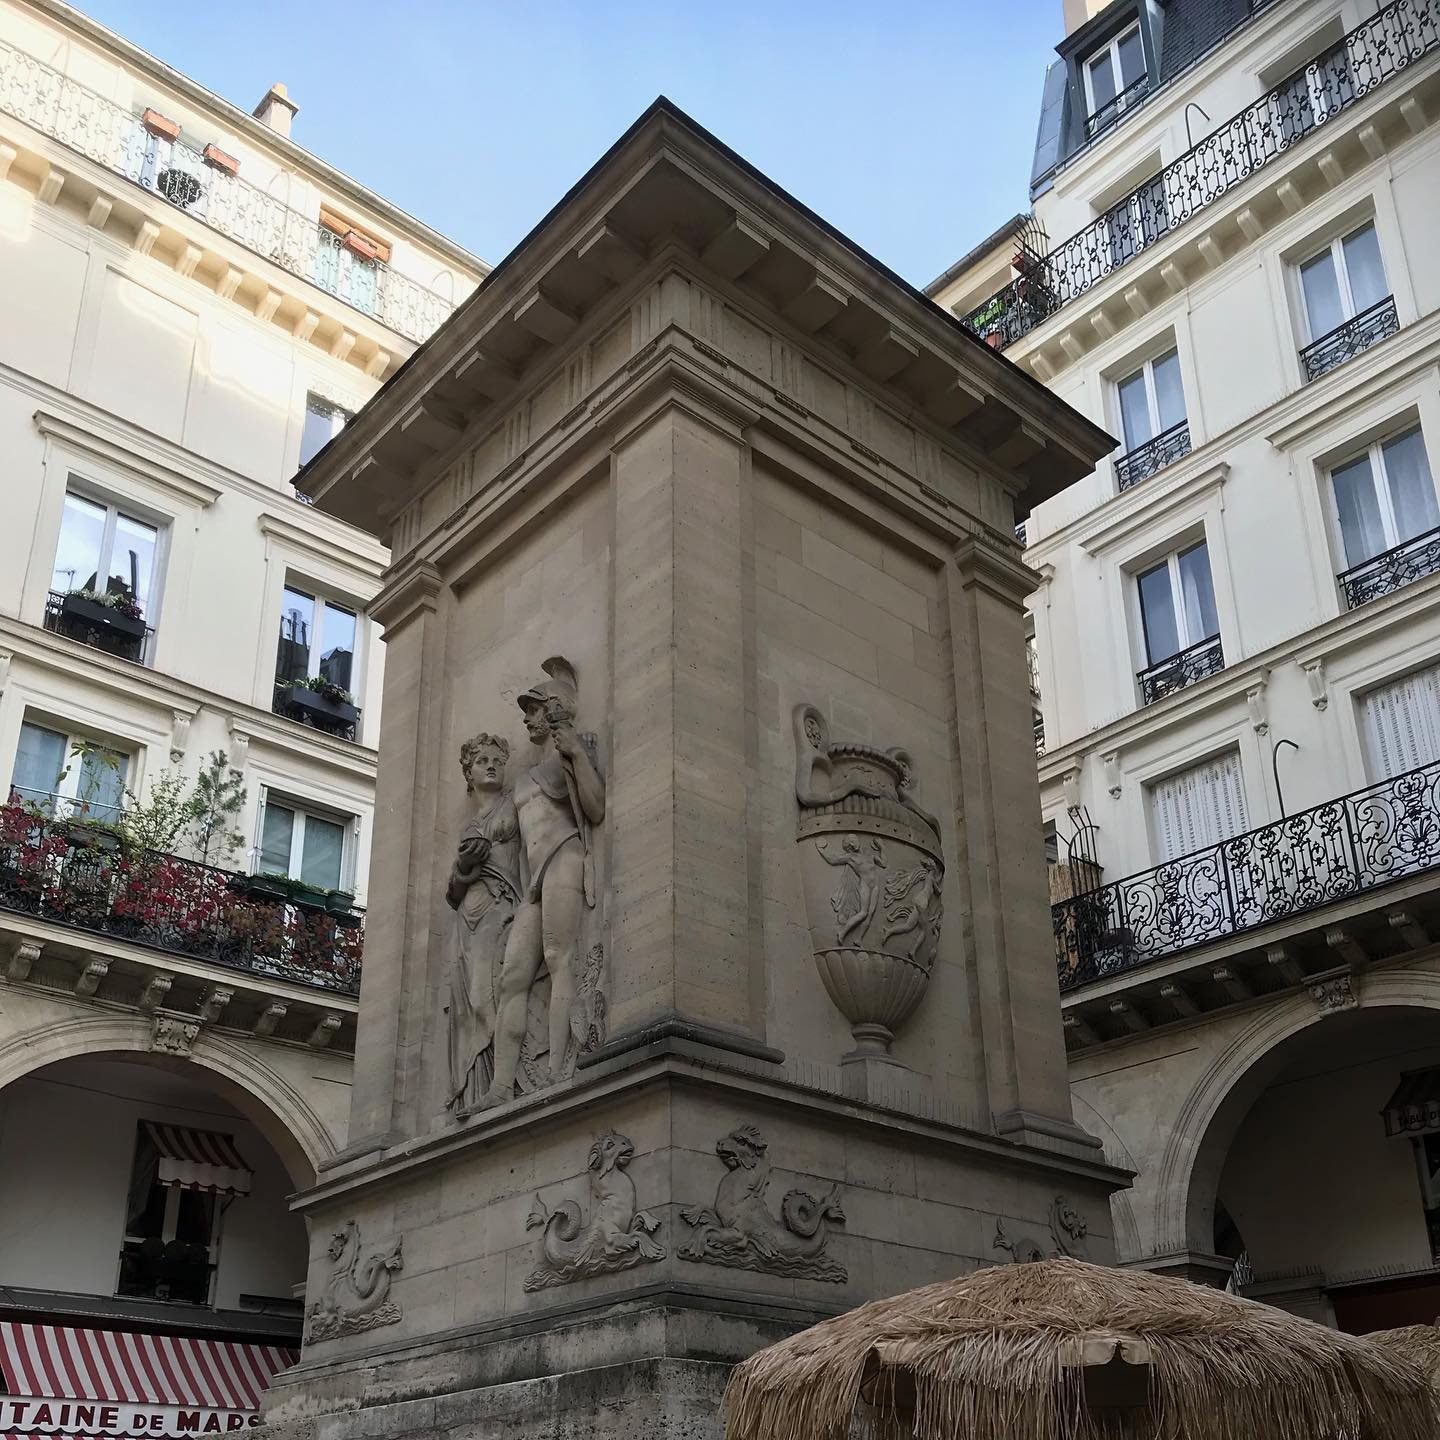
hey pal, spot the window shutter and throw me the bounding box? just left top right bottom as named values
left=1361, top=662, right=1440, bottom=781
left=1149, top=750, right=1249, bottom=862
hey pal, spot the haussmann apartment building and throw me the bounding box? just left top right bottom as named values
left=0, top=0, right=484, bottom=1419
left=929, top=0, right=1440, bottom=1329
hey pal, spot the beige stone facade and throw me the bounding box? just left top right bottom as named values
left=267, top=102, right=1124, bottom=1440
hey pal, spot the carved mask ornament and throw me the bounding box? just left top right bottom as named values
left=792, top=705, right=944, bottom=1060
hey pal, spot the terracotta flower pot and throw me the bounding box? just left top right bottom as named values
left=141, top=108, right=181, bottom=142
left=202, top=143, right=239, bottom=177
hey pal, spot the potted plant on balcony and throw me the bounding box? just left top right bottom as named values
left=226, top=870, right=295, bottom=904
left=59, top=588, right=147, bottom=642
left=57, top=813, right=124, bottom=854
left=290, top=880, right=331, bottom=913
left=273, top=675, right=360, bottom=731
left=325, top=888, right=362, bottom=927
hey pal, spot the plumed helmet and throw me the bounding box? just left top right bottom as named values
left=517, top=656, right=579, bottom=717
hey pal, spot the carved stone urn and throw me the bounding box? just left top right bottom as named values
left=793, top=704, right=944, bottom=1059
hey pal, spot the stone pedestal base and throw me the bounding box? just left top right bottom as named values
left=263, top=1291, right=829, bottom=1440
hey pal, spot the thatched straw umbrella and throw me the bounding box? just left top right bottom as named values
left=1368, top=1322, right=1440, bottom=1390
left=724, top=1257, right=1439, bottom=1440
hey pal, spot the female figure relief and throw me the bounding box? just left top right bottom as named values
left=444, top=733, right=521, bottom=1111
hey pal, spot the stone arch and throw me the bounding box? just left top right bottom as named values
left=1153, top=969, right=1440, bottom=1260
left=1070, top=1090, right=1143, bottom=1262
left=0, top=1013, right=337, bottom=1187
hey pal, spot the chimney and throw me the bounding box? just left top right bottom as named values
left=252, top=82, right=298, bottom=138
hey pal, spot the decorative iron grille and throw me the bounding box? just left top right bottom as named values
left=1054, top=757, right=1440, bottom=991
left=0, top=40, right=457, bottom=344
left=1338, top=523, right=1440, bottom=608
left=1299, top=295, right=1400, bottom=381
left=962, top=0, right=1440, bottom=349
left=0, top=802, right=362, bottom=994
left=1137, top=633, right=1224, bottom=705
left=1086, top=75, right=1151, bottom=141
left=1115, top=420, right=1192, bottom=491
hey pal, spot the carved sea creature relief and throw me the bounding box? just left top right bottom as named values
left=794, top=704, right=946, bottom=1059
left=524, top=1131, right=663, bottom=1291
left=679, top=1125, right=846, bottom=1282
left=304, top=1220, right=403, bottom=1342
left=993, top=1194, right=1089, bottom=1265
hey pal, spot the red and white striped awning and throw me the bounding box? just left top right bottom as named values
left=0, top=1323, right=295, bottom=1437
left=143, top=1124, right=252, bottom=1196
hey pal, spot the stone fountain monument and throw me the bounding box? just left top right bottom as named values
left=264, top=101, right=1126, bottom=1440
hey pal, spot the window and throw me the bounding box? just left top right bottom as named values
left=257, top=795, right=349, bottom=891
left=1136, top=541, right=1222, bottom=702
left=1083, top=23, right=1147, bottom=134
left=1299, top=223, right=1388, bottom=343
left=1331, top=427, right=1440, bottom=573
left=299, top=394, right=352, bottom=468
left=1114, top=349, right=1189, bottom=487
left=1137, top=542, right=1218, bottom=667
left=1149, top=751, right=1248, bottom=863
left=10, top=721, right=126, bottom=820
left=1360, top=662, right=1440, bottom=782
left=118, top=1124, right=231, bottom=1305
left=312, top=210, right=388, bottom=318
left=51, top=491, right=159, bottom=617
left=1118, top=350, right=1185, bottom=454
left=276, top=585, right=359, bottom=695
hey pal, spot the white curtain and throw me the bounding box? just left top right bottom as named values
left=1150, top=750, right=1249, bottom=863
left=1361, top=662, right=1440, bottom=781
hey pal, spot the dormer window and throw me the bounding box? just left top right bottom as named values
left=1083, top=23, right=1147, bottom=138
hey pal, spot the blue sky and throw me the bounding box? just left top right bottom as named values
left=80, top=0, right=1062, bottom=288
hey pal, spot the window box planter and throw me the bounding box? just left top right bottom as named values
left=60, top=593, right=146, bottom=641
left=290, top=882, right=330, bottom=912
left=275, top=683, right=359, bottom=730
left=226, top=872, right=293, bottom=904
left=342, top=230, right=382, bottom=262
left=202, top=143, right=239, bottom=177
left=141, top=108, right=181, bottom=142
left=59, top=819, right=122, bottom=854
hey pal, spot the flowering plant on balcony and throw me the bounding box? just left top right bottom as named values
left=65, top=587, right=144, bottom=621
left=276, top=675, right=356, bottom=706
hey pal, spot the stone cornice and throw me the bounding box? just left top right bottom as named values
left=297, top=102, right=1115, bottom=536
left=369, top=559, right=443, bottom=637
left=34, top=409, right=222, bottom=509
left=292, top=1049, right=1132, bottom=1214
left=952, top=533, right=1039, bottom=606
left=257, top=512, right=386, bottom=586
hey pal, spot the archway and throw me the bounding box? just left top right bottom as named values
left=0, top=1051, right=312, bottom=1324
left=1161, top=975, right=1440, bottom=1330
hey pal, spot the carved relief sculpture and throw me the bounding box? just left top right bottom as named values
left=679, top=1125, right=846, bottom=1282
left=793, top=705, right=944, bottom=1059
left=476, top=657, right=608, bottom=1109
left=305, top=1221, right=403, bottom=1342
left=993, top=1195, right=1089, bottom=1265
left=444, top=734, right=521, bottom=1111
left=523, top=1131, right=664, bottom=1291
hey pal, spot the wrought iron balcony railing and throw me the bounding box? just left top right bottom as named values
left=1299, top=295, right=1401, bottom=381
left=1115, top=420, right=1192, bottom=491
left=0, top=802, right=362, bottom=994
left=1086, top=75, right=1151, bottom=141
left=43, top=590, right=153, bottom=665
left=1055, top=756, right=1440, bottom=991
left=1339, top=523, right=1440, bottom=608
left=962, top=0, right=1439, bottom=349
left=1137, top=633, right=1224, bottom=705
left=0, top=40, right=457, bottom=344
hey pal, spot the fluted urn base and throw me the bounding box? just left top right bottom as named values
left=812, top=946, right=930, bottom=1057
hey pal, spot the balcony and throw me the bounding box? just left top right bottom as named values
left=1086, top=75, right=1150, bottom=142
left=1339, top=524, right=1440, bottom=609
left=1137, top=633, right=1223, bottom=705
left=962, top=0, right=1439, bottom=350
left=1054, top=757, right=1440, bottom=993
left=1115, top=420, right=1192, bottom=492
left=0, top=40, right=455, bottom=344
left=0, top=801, right=362, bottom=994
left=272, top=681, right=361, bottom=742
left=1299, top=295, right=1401, bottom=382
left=43, top=590, right=152, bottom=664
